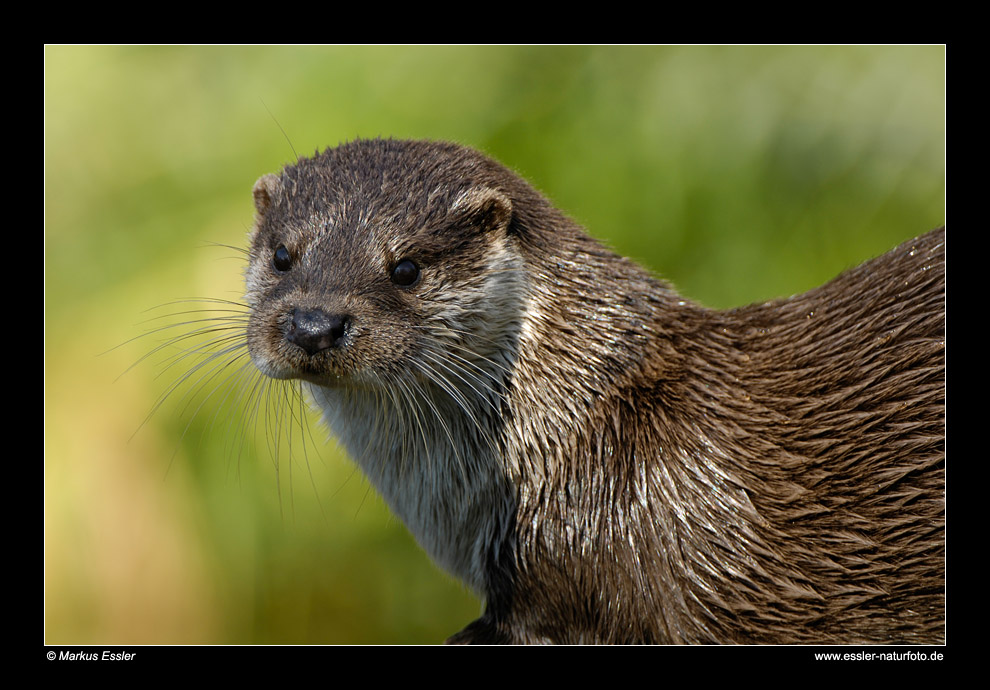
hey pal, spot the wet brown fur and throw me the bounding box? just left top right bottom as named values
left=246, top=139, right=945, bottom=644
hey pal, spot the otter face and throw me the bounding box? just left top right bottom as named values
left=244, top=140, right=523, bottom=396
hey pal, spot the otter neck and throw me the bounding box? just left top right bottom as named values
left=309, top=375, right=514, bottom=594
left=501, top=239, right=781, bottom=642
left=504, top=228, right=704, bottom=482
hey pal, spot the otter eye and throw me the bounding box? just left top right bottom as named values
left=273, top=245, right=292, bottom=272
left=391, top=259, right=420, bottom=287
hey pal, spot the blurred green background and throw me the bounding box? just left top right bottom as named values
left=44, top=45, right=944, bottom=645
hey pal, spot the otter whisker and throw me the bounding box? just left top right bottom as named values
left=415, top=348, right=504, bottom=462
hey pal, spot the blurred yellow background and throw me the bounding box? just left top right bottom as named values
left=44, top=45, right=945, bottom=644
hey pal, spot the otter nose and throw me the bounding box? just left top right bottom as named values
left=287, top=308, right=349, bottom=356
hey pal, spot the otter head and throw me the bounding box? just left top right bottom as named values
left=245, top=139, right=524, bottom=398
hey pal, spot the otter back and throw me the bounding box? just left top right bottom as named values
left=243, top=138, right=944, bottom=644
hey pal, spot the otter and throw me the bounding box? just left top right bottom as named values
left=244, top=138, right=944, bottom=644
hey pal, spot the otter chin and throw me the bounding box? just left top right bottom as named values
left=242, top=138, right=944, bottom=644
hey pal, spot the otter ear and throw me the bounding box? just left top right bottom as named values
left=450, top=187, right=513, bottom=233
left=252, top=174, right=282, bottom=217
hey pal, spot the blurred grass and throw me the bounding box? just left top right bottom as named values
left=44, top=45, right=944, bottom=645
